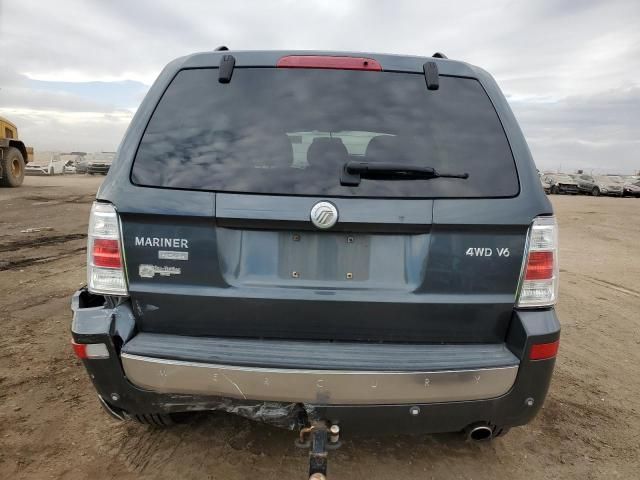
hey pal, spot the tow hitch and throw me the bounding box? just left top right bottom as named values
left=296, top=421, right=342, bottom=480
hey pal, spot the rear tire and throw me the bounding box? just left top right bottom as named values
left=591, top=187, right=600, bottom=196
left=0, top=147, right=26, bottom=187
left=129, top=412, right=176, bottom=427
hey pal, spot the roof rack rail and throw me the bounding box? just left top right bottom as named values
left=423, top=61, right=439, bottom=90
left=432, top=52, right=448, bottom=59
left=215, top=46, right=229, bottom=51
left=218, top=55, right=236, bottom=83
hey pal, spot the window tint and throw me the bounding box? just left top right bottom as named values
left=132, top=68, right=519, bottom=198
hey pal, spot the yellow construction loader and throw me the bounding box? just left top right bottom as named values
left=0, top=116, right=33, bottom=187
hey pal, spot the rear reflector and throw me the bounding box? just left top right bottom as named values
left=277, top=55, right=382, bottom=71
left=529, top=340, right=559, bottom=360
left=92, top=238, right=122, bottom=268
left=71, top=341, right=110, bottom=359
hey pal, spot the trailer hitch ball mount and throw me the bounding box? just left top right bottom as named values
left=296, top=421, right=342, bottom=480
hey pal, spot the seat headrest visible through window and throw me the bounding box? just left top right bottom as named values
left=306, top=137, right=349, bottom=169
left=234, top=132, right=293, bottom=168
left=365, top=135, right=407, bottom=163
left=265, top=133, right=294, bottom=168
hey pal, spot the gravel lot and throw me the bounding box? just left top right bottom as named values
left=1, top=175, right=639, bottom=479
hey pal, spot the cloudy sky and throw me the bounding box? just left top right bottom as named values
left=1, top=0, right=638, bottom=173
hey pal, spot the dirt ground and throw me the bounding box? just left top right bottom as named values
left=1, top=175, right=639, bottom=480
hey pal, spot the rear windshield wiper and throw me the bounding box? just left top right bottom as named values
left=340, top=161, right=469, bottom=186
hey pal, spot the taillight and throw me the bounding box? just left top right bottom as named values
left=92, top=239, right=122, bottom=268
left=524, top=251, right=554, bottom=280
left=517, top=216, right=558, bottom=307
left=87, top=202, right=128, bottom=295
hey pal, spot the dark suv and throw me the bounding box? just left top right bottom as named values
left=72, top=50, right=560, bottom=471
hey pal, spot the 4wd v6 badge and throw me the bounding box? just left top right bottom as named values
left=465, top=247, right=510, bottom=257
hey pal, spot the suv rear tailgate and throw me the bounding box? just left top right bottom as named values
left=120, top=194, right=528, bottom=343
left=116, top=63, right=535, bottom=344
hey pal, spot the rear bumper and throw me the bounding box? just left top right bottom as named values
left=601, top=189, right=624, bottom=196
left=87, top=165, right=110, bottom=174
left=121, top=353, right=518, bottom=405
left=557, top=184, right=579, bottom=194
left=71, top=289, right=560, bottom=433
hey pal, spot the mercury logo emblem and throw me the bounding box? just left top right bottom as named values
left=310, top=201, right=338, bottom=229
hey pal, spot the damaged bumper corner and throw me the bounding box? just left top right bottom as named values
left=71, top=288, right=314, bottom=430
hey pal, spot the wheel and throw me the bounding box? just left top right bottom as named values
left=591, top=187, right=600, bottom=196
left=550, top=185, right=559, bottom=194
left=0, top=147, right=26, bottom=187
left=129, top=412, right=175, bottom=427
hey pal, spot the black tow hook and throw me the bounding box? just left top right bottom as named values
left=295, top=421, right=342, bottom=480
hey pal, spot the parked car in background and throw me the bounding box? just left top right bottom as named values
left=615, top=176, right=640, bottom=197
left=540, top=175, right=551, bottom=193
left=60, top=153, right=80, bottom=174
left=86, top=152, right=115, bottom=175
left=75, top=157, right=89, bottom=174
left=63, top=161, right=76, bottom=174
left=576, top=174, right=623, bottom=196
left=25, top=152, right=66, bottom=176
left=542, top=173, right=579, bottom=194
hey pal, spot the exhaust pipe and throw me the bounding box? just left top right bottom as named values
left=466, top=423, right=493, bottom=442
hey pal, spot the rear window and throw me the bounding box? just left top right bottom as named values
left=132, top=68, right=518, bottom=198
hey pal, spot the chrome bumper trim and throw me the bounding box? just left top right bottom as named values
left=121, top=353, right=518, bottom=405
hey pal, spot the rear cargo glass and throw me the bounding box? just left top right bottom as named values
left=132, top=68, right=518, bottom=198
